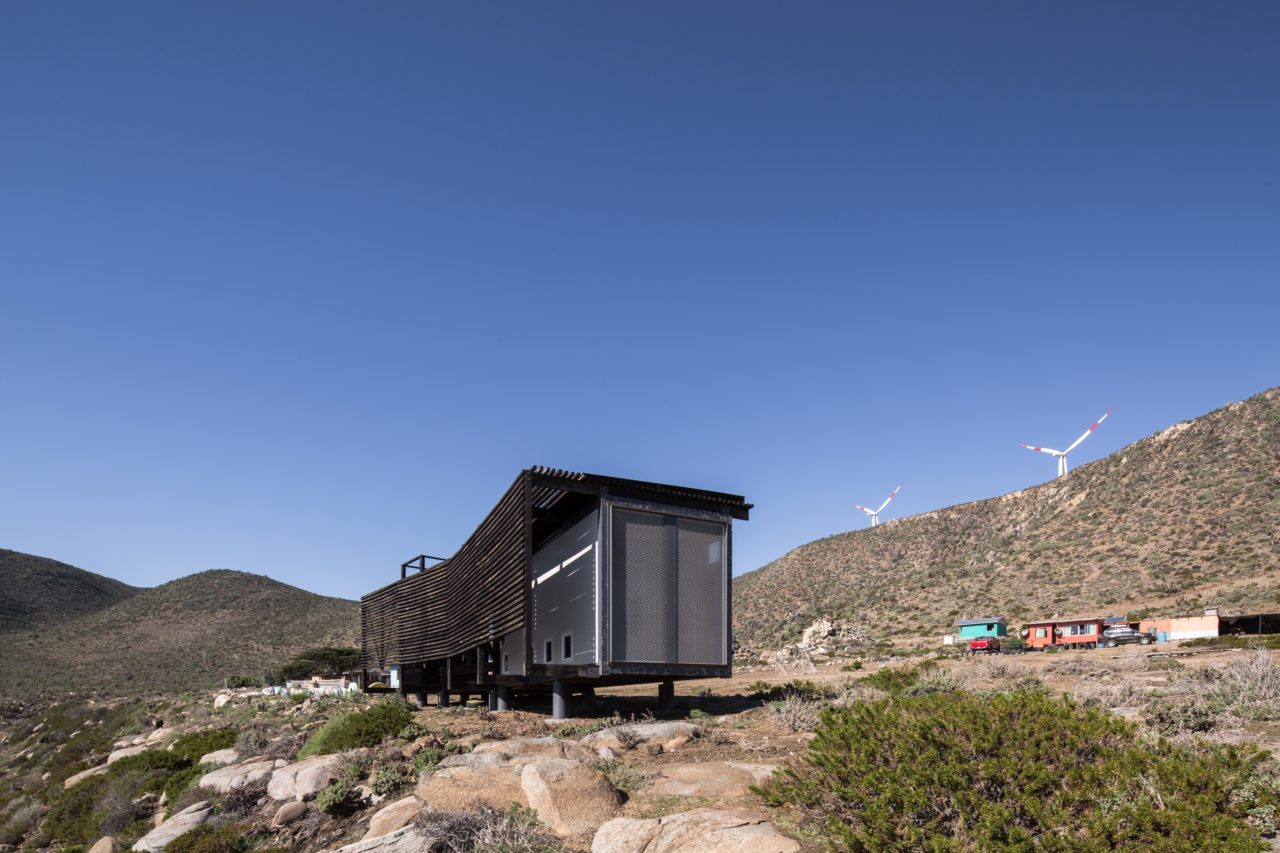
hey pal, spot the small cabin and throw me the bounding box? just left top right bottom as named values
left=360, top=467, right=751, bottom=718
left=1023, top=617, right=1104, bottom=649
left=954, top=617, right=1007, bottom=641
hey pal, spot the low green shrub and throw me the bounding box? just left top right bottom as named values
left=170, top=729, right=237, bottom=764
left=165, top=821, right=253, bottom=853
left=225, top=675, right=261, bottom=689
left=162, top=765, right=208, bottom=814
left=298, top=700, right=415, bottom=758
left=371, top=765, right=408, bottom=798
left=1143, top=700, right=1217, bottom=736
left=840, top=661, right=863, bottom=672
left=316, top=777, right=362, bottom=815
left=862, top=660, right=937, bottom=694
left=757, top=689, right=1274, bottom=851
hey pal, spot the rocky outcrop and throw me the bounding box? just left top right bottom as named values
left=132, top=801, right=212, bottom=852
left=591, top=809, right=798, bottom=853
left=88, top=837, right=119, bottom=853
left=332, top=825, right=438, bottom=853
left=272, top=801, right=309, bottom=826
left=267, top=753, right=347, bottom=802
left=198, top=748, right=239, bottom=766
left=473, top=736, right=594, bottom=762
left=580, top=721, right=702, bottom=753
left=520, top=759, right=623, bottom=836
left=107, top=745, right=147, bottom=765
left=199, top=759, right=275, bottom=794
left=64, top=764, right=109, bottom=789
left=647, top=762, right=779, bottom=799
left=416, top=751, right=621, bottom=837
left=363, top=796, right=423, bottom=839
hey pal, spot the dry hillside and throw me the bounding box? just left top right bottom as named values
left=0, top=568, right=358, bottom=697
left=0, top=550, right=139, bottom=632
left=733, top=387, right=1280, bottom=651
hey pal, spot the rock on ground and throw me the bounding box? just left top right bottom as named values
left=520, top=758, right=622, bottom=837
left=647, top=762, right=779, bottom=799
left=592, top=809, right=798, bottom=853
left=332, top=826, right=439, bottom=853
left=267, top=753, right=348, bottom=802
left=132, top=801, right=212, bottom=852
left=272, top=801, right=309, bottom=826
left=473, top=736, right=594, bottom=762
left=417, top=753, right=621, bottom=837
left=364, top=796, right=424, bottom=839
left=107, top=745, right=147, bottom=765
left=580, top=721, right=702, bottom=753
left=199, top=759, right=276, bottom=795
left=65, top=764, right=109, bottom=789
left=88, top=837, right=119, bottom=853
left=198, top=748, right=239, bottom=766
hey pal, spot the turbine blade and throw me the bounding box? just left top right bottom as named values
left=876, top=483, right=902, bottom=513
left=1064, top=407, right=1115, bottom=454
left=1020, top=444, right=1062, bottom=456
left=854, top=504, right=875, bottom=516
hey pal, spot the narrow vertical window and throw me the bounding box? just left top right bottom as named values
left=563, top=634, right=573, bottom=661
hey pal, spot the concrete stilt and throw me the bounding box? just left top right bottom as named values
left=437, top=690, right=450, bottom=708
left=658, top=679, right=675, bottom=711
left=496, top=687, right=511, bottom=712
left=487, top=689, right=498, bottom=712
left=414, top=691, right=427, bottom=708
left=551, top=680, right=569, bottom=720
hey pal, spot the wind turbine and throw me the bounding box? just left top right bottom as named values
left=1021, top=407, right=1115, bottom=479
left=855, top=484, right=901, bottom=527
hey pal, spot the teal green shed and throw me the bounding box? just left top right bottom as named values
left=954, top=617, right=1007, bottom=639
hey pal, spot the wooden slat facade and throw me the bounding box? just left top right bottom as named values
left=360, top=467, right=750, bottom=673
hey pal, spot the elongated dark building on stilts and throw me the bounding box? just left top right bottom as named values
left=360, top=467, right=751, bottom=718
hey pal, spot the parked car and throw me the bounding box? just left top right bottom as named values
left=968, top=636, right=1001, bottom=654
left=1099, top=625, right=1156, bottom=647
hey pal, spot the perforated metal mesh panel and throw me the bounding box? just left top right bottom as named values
left=611, top=509, right=668, bottom=663
left=677, top=518, right=727, bottom=664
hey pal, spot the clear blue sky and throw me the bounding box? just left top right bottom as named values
left=2, top=3, right=1277, bottom=600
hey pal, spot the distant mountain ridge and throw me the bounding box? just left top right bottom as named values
left=0, top=550, right=140, bottom=632
left=0, top=561, right=358, bottom=697
left=733, top=387, right=1280, bottom=652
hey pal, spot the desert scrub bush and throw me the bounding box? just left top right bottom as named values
left=371, top=764, right=409, bottom=797
left=316, top=777, right=363, bottom=815
left=0, top=796, right=43, bottom=846
left=840, top=660, right=863, bottom=672
left=974, top=658, right=1031, bottom=681
left=170, top=728, right=238, bottom=764
left=1142, top=699, right=1217, bottom=737
left=768, top=694, right=822, bottom=733
left=758, top=689, right=1276, bottom=851
left=298, top=699, right=414, bottom=758
left=416, top=805, right=567, bottom=853
left=861, top=661, right=938, bottom=694
left=1207, top=652, right=1280, bottom=720
left=590, top=759, right=656, bottom=795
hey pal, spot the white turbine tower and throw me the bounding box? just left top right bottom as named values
left=1021, top=407, right=1115, bottom=479
left=855, top=484, right=901, bottom=527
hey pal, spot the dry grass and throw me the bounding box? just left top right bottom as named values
left=1206, top=652, right=1280, bottom=721
left=416, top=806, right=567, bottom=853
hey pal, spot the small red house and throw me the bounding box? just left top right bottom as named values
left=1022, top=617, right=1106, bottom=649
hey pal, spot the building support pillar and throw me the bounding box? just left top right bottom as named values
left=437, top=690, right=450, bottom=708
left=658, top=679, right=675, bottom=711
left=551, top=679, right=569, bottom=720
left=495, top=687, right=511, bottom=712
